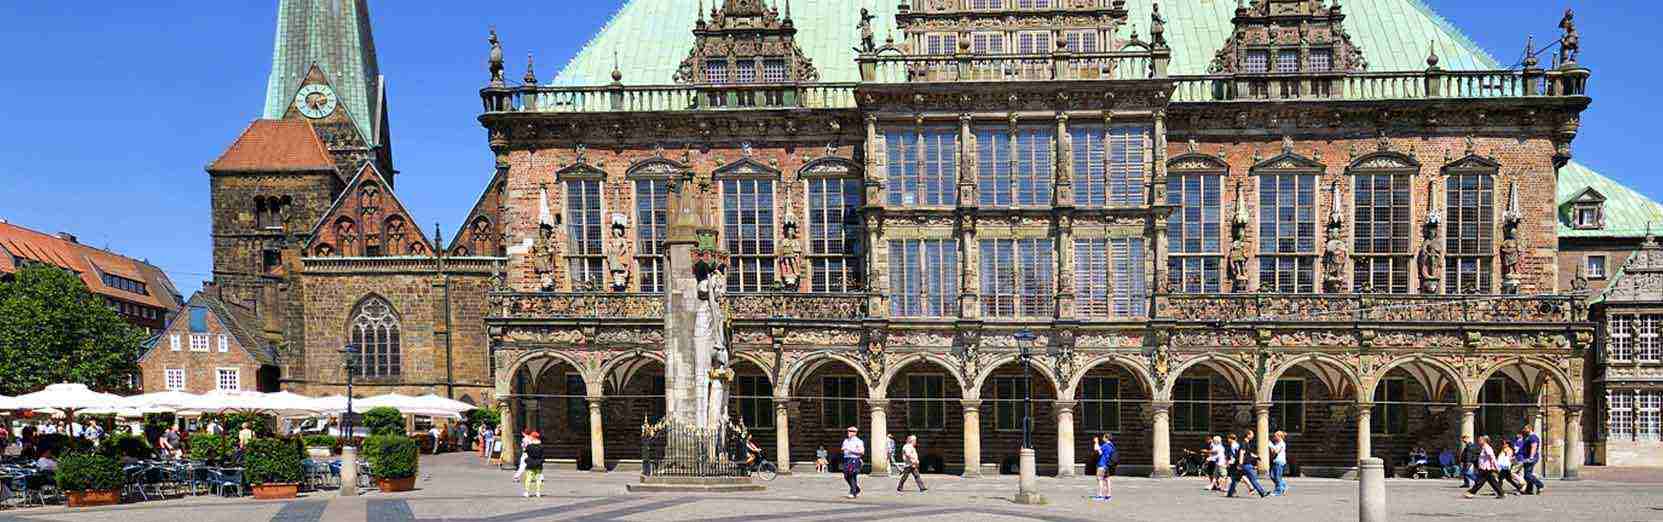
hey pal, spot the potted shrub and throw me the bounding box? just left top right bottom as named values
left=364, top=434, right=419, bottom=492
left=363, top=407, right=405, bottom=437
left=303, top=435, right=338, bottom=459
left=189, top=433, right=234, bottom=466
left=98, top=433, right=152, bottom=461
left=56, top=453, right=123, bottom=507
left=244, top=438, right=304, bottom=500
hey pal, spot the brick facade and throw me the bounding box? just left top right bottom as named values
left=139, top=292, right=275, bottom=394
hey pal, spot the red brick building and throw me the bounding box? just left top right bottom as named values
left=138, top=290, right=279, bottom=393
left=0, top=220, right=182, bottom=335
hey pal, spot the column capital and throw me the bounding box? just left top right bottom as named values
left=772, top=397, right=796, bottom=406
left=586, top=396, right=606, bottom=406
left=960, top=399, right=983, bottom=410
left=1053, top=400, right=1078, bottom=412
left=1253, top=403, right=1272, bottom=415
left=1356, top=402, right=1375, bottom=412
left=1149, top=400, right=1174, bottom=412
left=1459, top=404, right=1480, bottom=413
left=1561, top=404, right=1585, bottom=415
left=867, top=398, right=890, bottom=410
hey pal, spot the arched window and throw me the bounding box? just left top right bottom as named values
left=349, top=296, right=401, bottom=378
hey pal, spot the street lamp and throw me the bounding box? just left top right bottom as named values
left=340, top=344, right=361, bottom=437
left=1013, top=329, right=1037, bottom=450
left=338, top=343, right=362, bottom=497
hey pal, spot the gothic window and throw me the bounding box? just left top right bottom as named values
left=1080, top=377, right=1120, bottom=432
left=980, top=238, right=1054, bottom=318
left=635, top=179, right=669, bottom=293
left=723, top=179, right=776, bottom=292
left=906, top=374, right=946, bottom=430
left=704, top=60, right=728, bottom=83
left=1275, top=50, right=1300, bottom=73
left=888, top=239, right=959, bottom=318
left=566, top=179, right=605, bottom=288
left=977, top=126, right=1052, bottom=207
left=1307, top=49, right=1334, bottom=72
left=1075, top=238, right=1146, bottom=318
left=806, top=177, right=863, bottom=292
left=1172, top=378, right=1211, bottom=433
left=1258, top=172, right=1319, bottom=293
left=348, top=296, right=401, bottom=378
left=924, top=33, right=958, bottom=55
left=1167, top=172, right=1223, bottom=293
left=1270, top=379, right=1305, bottom=433
left=884, top=128, right=957, bottom=207
left=1243, top=50, right=1270, bottom=73
left=762, top=59, right=786, bottom=83
left=1445, top=171, right=1495, bottom=294
left=1372, top=378, right=1408, bottom=434
left=1353, top=169, right=1413, bottom=293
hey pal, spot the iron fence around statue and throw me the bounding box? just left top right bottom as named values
left=640, top=417, right=753, bottom=478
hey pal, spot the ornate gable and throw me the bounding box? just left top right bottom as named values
left=1208, top=0, right=1367, bottom=74
left=304, top=163, right=433, bottom=258
left=673, top=0, right=818, bottom=84
left=449, top=168, right=508, bottom=257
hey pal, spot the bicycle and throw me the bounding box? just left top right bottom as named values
left=744, top=457, right=778, bottom=481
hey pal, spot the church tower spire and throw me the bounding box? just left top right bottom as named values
left=262, top=0, right=389, bottom=153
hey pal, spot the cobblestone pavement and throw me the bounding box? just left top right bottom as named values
left=4, top=453, right=1662, bottom=521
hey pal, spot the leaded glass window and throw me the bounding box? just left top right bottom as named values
left=1609, top=390, right=1634, bottom=440
left=1445, top=172, right=1494, bottom=294
left=889, top=239, right=959, bottom=317
left=1244, top=50, right=1269, bottom=73
left=807, top=177, right=863, bottom=292
left=565, top=179, right=605, bottom=287
left=1080, top=377, right=1120, bottom=432
left=977, top=126, right=1052, bottom=207
left=906, top=374, right=946, bottom=431
left=704, top=60, right=728, bottom=83
left=980, top=238, right=1054, bottom=318
left=1353, top=172, right=1412, bottom=293
left=1075, top=238, right=1146, bottom=318
left=1308, top=49, right=1333, bottom=72
left=885, top=128, right=958, bottom=207
left=1610, top=315, right=1634, bottom=362
left=762, top=60, right=786, bottom=83
left=1259, top=173, right=1319, bottom=293
left=924, top=33, right=958, bottom=55
left=1167, top=173, right=1223, bottom=293
left=1276, top=50, right=1300, bottom=73
left=735, top=60, right=756, bottom=83
left=635, top=179, right=669, bottom=293
left=723, top=179, right=776, bottom=292
left=1071, top=124, right=1147, bottom=207
left=349, top=296, right=401, bottom=378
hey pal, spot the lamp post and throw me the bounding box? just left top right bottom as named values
left=1012, top=329, right=1045, bottom=505
left=339, top=343, right=361, bottom=497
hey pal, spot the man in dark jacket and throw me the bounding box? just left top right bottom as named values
left=1457, top=435, right=1479, bottom=488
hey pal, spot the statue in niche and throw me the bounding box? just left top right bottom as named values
left=1500, top=234, right=1522, bottom=294
left=607, top=213, right=632, bottom=292
left=777, top=213, right=803, bottom=291
left=1417, top=226, right=1445, bottom=294
left=1322, top=181, right=1349, bottom=292
left=1229, top=181, right=1252, bottom=291
left=532, top=223, right=557, bottom=292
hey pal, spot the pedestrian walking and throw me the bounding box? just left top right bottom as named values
left=1518, top=425, right=1545, bottom=495
left=1207, top=436, right=1227, bottom=491
left=1094, top=433, right=1118, bottom=500
left=895, top=435, right=927, bottom=492
left=841, top=426, right=866, bottom=499
left=1497, top=442, right=1527, bottom=494
left=517, top=431, right=545, bottom=497
left=1268, top=431, right=1289, bottom=496
left=1463, top=436, right=1505, bottom=499
left=1226, top=430, right=1268, bottom=498
left=1221, top=433, right=1240, bottom=494
left=1456, top=435, right=1477, bottom=488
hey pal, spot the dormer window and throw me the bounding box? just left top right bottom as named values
left=1574, top=203, right=1604, bottom=229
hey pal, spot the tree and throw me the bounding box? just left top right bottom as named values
left=0, top=264, right=147, bottom=395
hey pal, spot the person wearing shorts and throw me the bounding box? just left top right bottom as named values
left=1095, top=432, right=1117, bottom=500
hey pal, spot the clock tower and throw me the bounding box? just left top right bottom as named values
left=264, top=0, right=394, bottom=181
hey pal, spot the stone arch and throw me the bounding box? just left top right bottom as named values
left=1258, top=353, right=1363, bottom=404
left=878, top=352, right=967, bottom=395
left=504, top=349, right=593, bottom=392
left=971, top=353, right=1062, bottom=396
left=729, top=350, right=776, bottom=381
left=1470, top=356, right=1576, bottom=406
left=1065, top=354, right=1155, bottom=399
left=1347, top=151, right=1421, bottom=171
left=781, top=351, right=873, bottom=398
left=798, top=156, right=862, bottom=178
left=597, top=350, right=667, bottom=396
left=1159, top=353, right=1256, bottom=401
left=1366, top=354, right=1469, bottom=405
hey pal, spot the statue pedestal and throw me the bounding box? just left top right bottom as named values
left=627, top=476, right=764, bottom=493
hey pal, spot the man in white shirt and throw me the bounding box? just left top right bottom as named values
left=840, top=426, right=865, bottom=499
left=895, top=435, right=927, bottom=493
left=429, top=426, right=442, bottom=454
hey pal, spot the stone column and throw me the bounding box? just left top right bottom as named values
left=774, top=399, right=793, bottom=475
left=1055, top=400, right=1077, bottom=477
left=1151, top=401, right=1174, bottom=478
left=1564, top=406, right=1583, bottom=480
left=1460, top=406, right=1477, bottom=443
left=501, top=399, right=520, bottom=466
left=962, top=399, right=983, bottom=478
left=869, top=399, right=890, bottom=474
left=1255, top=403, right=1272, bottom=467
left=1356, top=403, right=1373, bottom=462
left=588, top=397, right=606, bottom=472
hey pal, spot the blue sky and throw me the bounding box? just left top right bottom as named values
left=0, top=1, right=1653, bottom=291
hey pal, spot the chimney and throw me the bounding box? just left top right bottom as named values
left=58, top=232, right=78, bottom=243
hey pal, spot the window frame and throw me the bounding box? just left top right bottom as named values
left=216, top=367, right=240, bottom=392
left=1079, top=376, right=1121, bottom=433
left=1270, top=378, right=1306, bottom=434
left=348, top=296, right=402, bottom=378
left=165, top=368, right=185, bottom=391
left=1444, top=165, right=1497, bottom=294
left=721, top=177, right=778, bottom=293
left=884, top=127, right=958, bottom=207
left=821, top=375, right=861, bottom=430
left=804, top=174, right=864, bottom=293
left=888, top=239, right=960, bottom=318
left=905, top=373, right=947, bottom=431
left=1166, top=163, right=1226, bottom=294
left=979, top=238, right=1055, bottom=318
left=190, top=333, right=210, bottom=353
left=634, top=178, right=670, bottom=293
left=1172, top=377, right=1211, bottom=433
left=1586, top=255, right=1608, bottom=280
left=734, top=375, right=774, bottom=429
left=1350, top=161, right=1415, bottom=294
left=1256, top=169, right=1322, bottom=294
left=1371, top=377, right=1408, bottom=435
left=563, top=177, right=607, bottom=288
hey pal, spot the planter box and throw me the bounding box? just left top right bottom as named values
left=251, top=483, right=300, bottom=500
left=376, top=476, right=415, bottom=492
left=307, top=447, right=334, bottom=459
left=66, top=489, right=121, bottom=508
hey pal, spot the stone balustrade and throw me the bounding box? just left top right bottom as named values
left=723, top=293, right=867, bottom=321
left=858, top=50, right=1163, bottom=83
left=1157, top=293, right=1581, bottom=324
left=489, top=292, right=665, bottom=320
left=481, top=83, right=858, bottom=114
left=1170, top=67, right=1588, bottom=102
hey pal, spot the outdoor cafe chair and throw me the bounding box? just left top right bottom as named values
left=205, top=468, right=243, bottom=497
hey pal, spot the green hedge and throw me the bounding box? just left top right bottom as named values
left=303, top=435, right=338, bottom=449
left=363, top=407, right=404, bottom=437
left=466, top=407, right=500, bottom=430
left=222, top=412, right=274, bottom=437
left=56, top=453, right=123, bottom=492
left=188, top=433, right=234, bottom=465
left=244, top=438, right=304, bottom=485
left=97, top=433, right=152, bottom=460
left=363, top=435, right=419, bottom=480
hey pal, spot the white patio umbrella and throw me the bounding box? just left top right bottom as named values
left=355, top=394, right=464, bottom=419
left=12, top=383, right=125, bottom=424
left=117, top=390, right=204, bottom=412
left=414, top=394, right=477, bottom=416
left=0, top=394, right=22, bottom=412
left=184, top=389, right=320, bottom=418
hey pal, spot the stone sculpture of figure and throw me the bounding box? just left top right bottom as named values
left=1570, top=263, right=1590, bottom=293
left=778, top=213, right=803, bottom=291
left=1500, top=235, right=1522, bottom=293
left=695, top=264, right=731, bottom=426
left=1417, top=226, right=1445, bottom=294
left=607, top=213, right=632, bottom=292
left=1228, top=240, right=1251, bottom=291
left=532, top=223, right=557, bottom=291
left=855, top=8, right=876, bottom=53
left=488, top=28, right=505, bottom=85
left=1558, top=9, right=1579, bottom=65
left=1323, top=236, right=1349, bottom=292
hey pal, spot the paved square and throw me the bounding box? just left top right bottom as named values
left=3, top=454, right=1660, bottom=521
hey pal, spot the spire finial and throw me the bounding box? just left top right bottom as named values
left=611, top=49, right=623, bottom=83
left=1522, top=34, right=1539, bottom=69
left=1426, top=40, right=1440, bottom=69
left=523, top=51, right=538, bottom=85
left=783, top=0, right=792, bottom=21
left=434, top=222, right=444, bottom=256
left=487, top=26, right=505, bottom=86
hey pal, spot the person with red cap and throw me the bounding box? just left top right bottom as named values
left=517, top=431, right=545, bottom=497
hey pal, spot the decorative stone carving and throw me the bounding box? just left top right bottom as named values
left=607, top=213, right=632, bottom=292
left=1229, top=180, right=1252, bottom=291
left=1322, top=181, right=1349, bottom=293
left=487, top=28, right=505, bottom=86
left=1500, top=181, right=1524, bottom=294
left=783, top=328, right=861, bottom=346
left=1558, top=9, right=1580, bottom=65
left=777, top=213, right=803, bottom=291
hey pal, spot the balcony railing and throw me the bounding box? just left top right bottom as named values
left=900, top=0, right=1121, bottom=14
left=490, top=292, right=665, bottom=320
left=724, top=293, right=868, bottom=321
left=481, top=83, right=858, bottom=114
left=1170, top=67, right=1588, bottom=102
left=1158, top=293, right=1580, bottom=323
left=858, top=51, right=1164, bottom=83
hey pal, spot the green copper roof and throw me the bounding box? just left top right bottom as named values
left=263, top=0, right=383, bottom=144
left=1557, top=161, right=1663, bottom=239
left=554, top=0, right=1499, bottom=85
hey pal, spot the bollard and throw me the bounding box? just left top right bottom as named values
left=340, top=446, right=360, bottom=497
left=1359, top=457, right=1386, bottom=522
left=1014, top=448, right=1047, bottom=505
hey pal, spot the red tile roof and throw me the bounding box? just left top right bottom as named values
left=0, top=220, right=182, bottom=311
left=207, top=119, right=337, bottom=173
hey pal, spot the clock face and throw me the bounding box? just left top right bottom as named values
left=293, top=84, right=338, bottom=119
